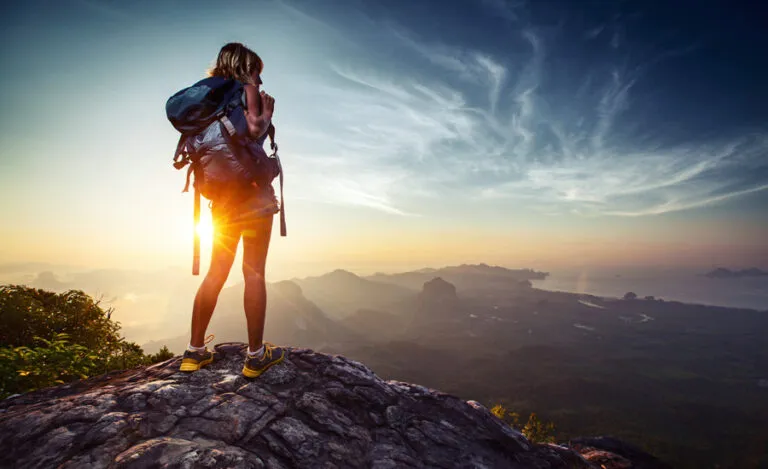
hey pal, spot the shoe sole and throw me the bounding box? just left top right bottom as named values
left=179, top=355, right=214, bottom=372
left=242, top=352, right=285, bottom=378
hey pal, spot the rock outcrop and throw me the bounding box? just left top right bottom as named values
left=419, top=277, right=458, bottom=304
left=0, top=343, right=665, bottom=468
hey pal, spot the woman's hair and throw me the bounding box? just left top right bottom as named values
left=207, top=42, right=263, bottom=85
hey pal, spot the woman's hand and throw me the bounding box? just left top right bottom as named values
left=244, top=85, right=274, bottom=139
left=260, top=91, right=275, bottom=118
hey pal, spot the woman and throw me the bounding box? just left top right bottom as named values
left=179, top=43, right=285, bottom=378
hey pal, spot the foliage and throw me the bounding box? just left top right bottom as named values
left=623, top=291, right=638, bottom=300
left=491, top=403, right=556, bottom=444
left=491, top=403, right=520, bottom=425
left=147, top=346, right=175, bottom=363
left=0, top=285, right=174, bottom=399
left=521, top=412, right=556, bottom=444
left=0, top=334, right=100, bottom=397
left=0, top=285, right=121, bottom=349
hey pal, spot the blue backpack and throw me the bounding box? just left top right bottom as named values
left=166, top=76, right=286, bottom=274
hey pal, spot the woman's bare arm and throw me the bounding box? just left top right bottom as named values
left=244, top=84, right=274, bottom=139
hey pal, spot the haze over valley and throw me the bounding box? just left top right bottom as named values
left=3, top=262, right=766, bottom=467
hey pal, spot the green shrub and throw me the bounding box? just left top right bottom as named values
left=491, top=403, right=556, bottom=444
left=0, top=333, right=100, bottom=397
left=0, top=285, right=173, bottom=398
left=147, top=346, right=175, bottom=363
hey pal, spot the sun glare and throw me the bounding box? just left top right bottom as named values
left=195, top=217, right=214, bottom=245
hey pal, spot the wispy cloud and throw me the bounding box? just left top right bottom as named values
left=73, top=0, right=132, bottom=22
left=282, top=1, right=768, bottom=218
left=480, top=0, right=525, bottom=23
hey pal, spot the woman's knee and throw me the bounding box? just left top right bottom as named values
left=204, top=267, right=231, bottom=290
left=242, top=267, right=266, bottom=284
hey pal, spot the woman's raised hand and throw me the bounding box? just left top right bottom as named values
left=260, top=91, right=275, bottom=118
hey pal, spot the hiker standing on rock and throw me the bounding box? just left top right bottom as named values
left=168, top=43, right=287, bottom=377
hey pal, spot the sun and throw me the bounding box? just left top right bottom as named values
left=195, top=216, right=214, bottom=245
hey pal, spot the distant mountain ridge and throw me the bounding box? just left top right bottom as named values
left=366, top=263, right=548, bottom=292
left=703, top=267, right=768, bottom=278
left=291, top=269, right=415, bottom=319
left=142, top=280, right=359, bottom=354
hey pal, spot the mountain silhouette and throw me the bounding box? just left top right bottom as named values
left=367, top=263, right=548, bottom=293
left=704, top=267, right=768, bottom=278
left=292, top=269, right=415, bottom=319
left=143, top=280, right=358, bottom=354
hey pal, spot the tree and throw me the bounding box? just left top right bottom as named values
left=623, top=291, right=638, bottom=300
left=148, top=346, right=175, bottom=363
left=0, top=285, right=173, bottom=398
left=0, top=285, right=121, bottom=350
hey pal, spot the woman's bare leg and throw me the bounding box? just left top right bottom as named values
left=190, top=222, right=241, bottom=348
left=242, top=215, right=274, bottom=351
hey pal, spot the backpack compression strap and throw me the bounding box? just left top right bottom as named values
left=265, top=123, right=286, bottom=237
left=270, top=141, right=287, bottom=237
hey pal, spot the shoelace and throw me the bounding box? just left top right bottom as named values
left=261, top=342, right=276, bottom=361
left=187, top=335, right=215, bottom=355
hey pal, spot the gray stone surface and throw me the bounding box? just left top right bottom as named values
left=0, top=342, right=659, bottom=468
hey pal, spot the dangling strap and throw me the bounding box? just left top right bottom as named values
left=175, top=134, right=196, bottom=194
left=267, top=125, right=286, bottom=237
left=183, top=165, right=194, bottom=193
left=171, top=133, right=201, bottom=274
left=173, top=133, right=192, bottom=169
left=267, top=123, right=276, bottom=146
left=190, top=160, right=204, bottom=274
left=173, top=134, right=187, bottom=165
left=269, top=137, right=286, bottom=237
left=192, top=173, right=201, bottom=276
left=277, top=152, right=286, bottom=237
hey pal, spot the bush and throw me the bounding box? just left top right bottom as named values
left=0, top=333, right=100, bottom=397
left=491, top=403, right=556, bottom=444
left=0, top=285, right=122, bottom=350
left=522, top=412, right=556, bottom=444
left=0, top=285, right=173, bottom=398
left=147, top=346, right=175, bottom=363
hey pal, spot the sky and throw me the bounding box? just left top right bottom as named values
left=1, top=0, right=767, bottom=282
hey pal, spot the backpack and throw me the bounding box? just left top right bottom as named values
left=166, top=76, right=286, bottom=274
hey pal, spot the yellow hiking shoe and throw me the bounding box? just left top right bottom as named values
left=242, top=342, right=286, bottom=378
left=179, top=335, right=215, bottom=372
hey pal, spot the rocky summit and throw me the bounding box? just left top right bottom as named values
left=0, top=343, right=668, bottom=469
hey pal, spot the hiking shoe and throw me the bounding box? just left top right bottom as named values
left=179, top=335, right=215, bottom=372
left=242, top=342, right=286, bottom=378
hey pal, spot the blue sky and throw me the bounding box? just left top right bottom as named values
left=0, top=0, right=767, bottom=278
